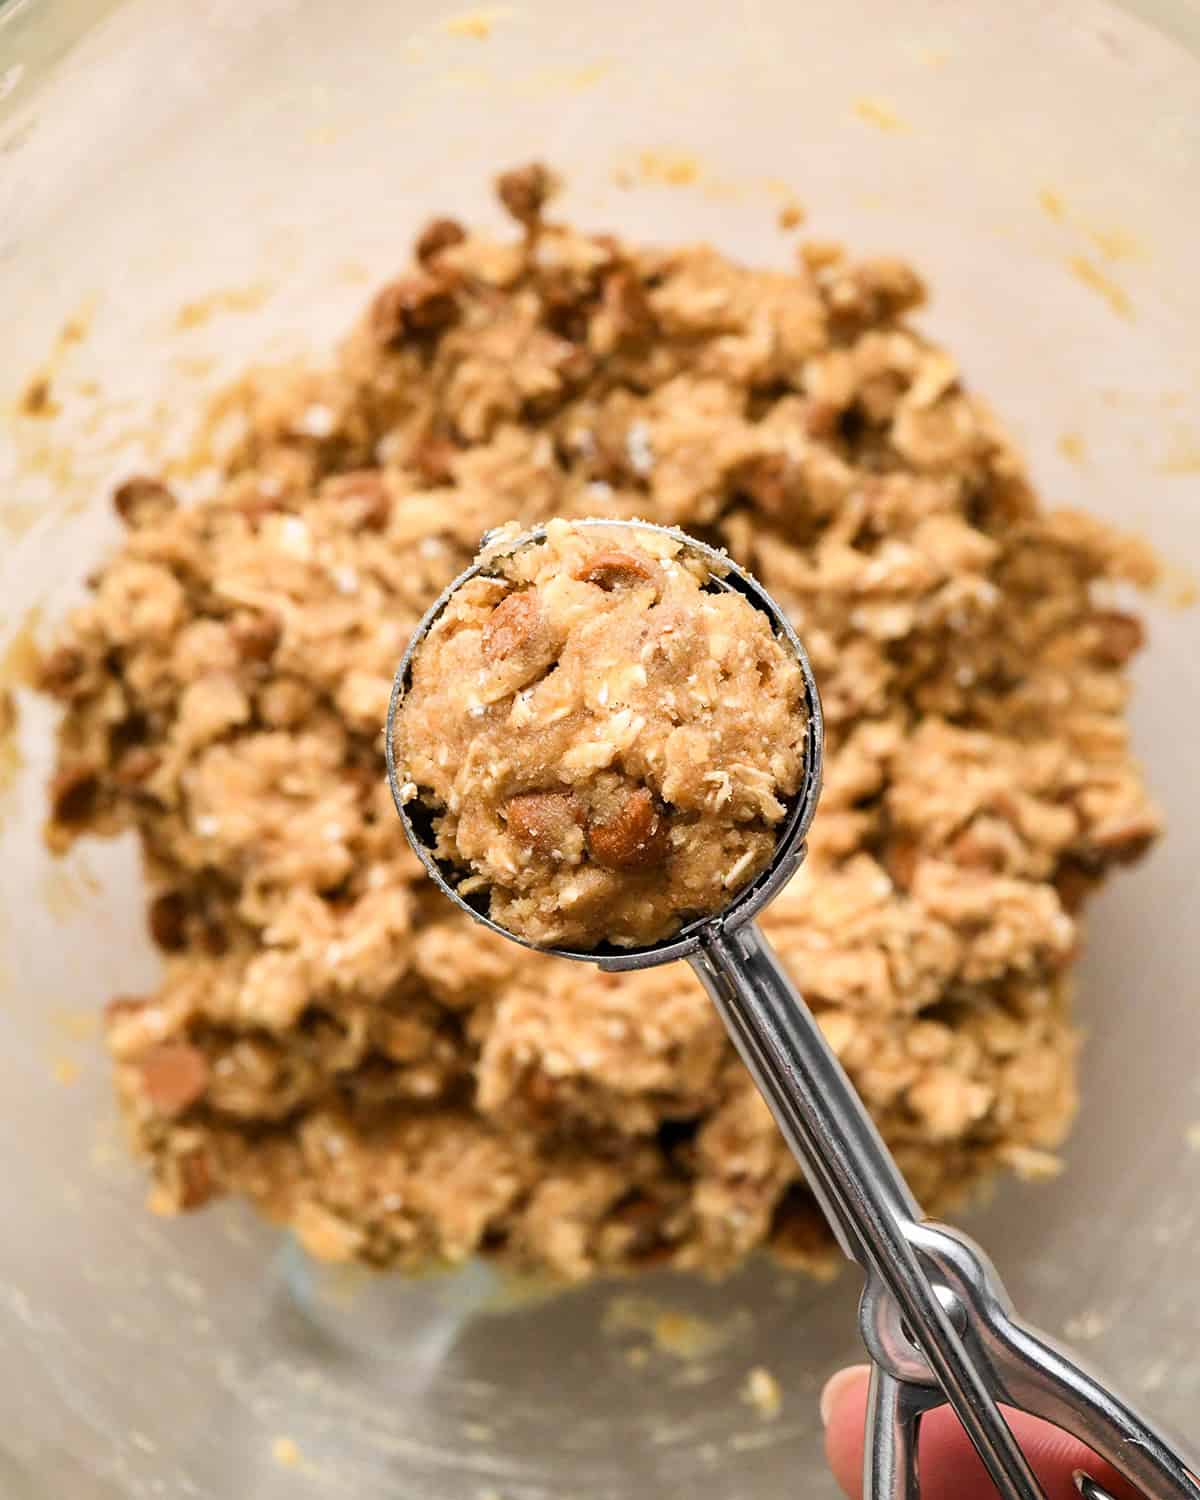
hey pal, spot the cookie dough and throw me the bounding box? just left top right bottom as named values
left=394, top=519, right=808, bottom=949
left=35, top=164, right=1160, bottom=1281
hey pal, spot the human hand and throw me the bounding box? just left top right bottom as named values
left=820, top=1365, right=1142, bottom=1500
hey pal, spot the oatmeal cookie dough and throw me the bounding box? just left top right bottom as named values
left=36, top=164, right=1161, bottom=1281
left=394, top=519, right=807, bottom=949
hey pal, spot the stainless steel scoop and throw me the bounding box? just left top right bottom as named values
left=386, top=519, right=1198, bottom=1500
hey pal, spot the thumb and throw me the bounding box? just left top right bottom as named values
left=820, top=1364, right=1143, bottom=1500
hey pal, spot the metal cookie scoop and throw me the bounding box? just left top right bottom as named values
left=386, top=519, right=1198, bottom=1500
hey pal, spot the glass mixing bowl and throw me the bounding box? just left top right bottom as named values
left=2, top=1, right=1198, bottom=1495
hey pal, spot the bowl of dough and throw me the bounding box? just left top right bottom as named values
left=2, top=0, right=1198, bottom=1495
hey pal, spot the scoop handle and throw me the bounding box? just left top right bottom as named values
left=690, top=921, right=1046, bottom=1500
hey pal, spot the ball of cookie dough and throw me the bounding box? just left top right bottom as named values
left=394, top=519, right=809, bottom=949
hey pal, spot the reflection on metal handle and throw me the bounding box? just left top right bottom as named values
left=865, top=1365, right=924, bottom=1500
left=1075, top=1476, right=1118, bottom=1500
left=690, top=921, right=1045, bottom=1500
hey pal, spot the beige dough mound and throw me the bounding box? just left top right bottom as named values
left=33, top=164, right=1161, bottom=1281
left=395, top=519, right=808, bottom=949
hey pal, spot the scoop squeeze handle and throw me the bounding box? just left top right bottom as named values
left=691, top=921, right=1200, bottom=1500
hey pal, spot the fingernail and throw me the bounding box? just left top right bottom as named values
left=819, top=1364, right=870, bottom=1428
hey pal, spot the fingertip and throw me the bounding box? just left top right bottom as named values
left=817, top=1367, right=1145, bottom=1500
left=820, top=1363, right=871, bottom=1428
left=820, top=1364, right=872, bottom=1499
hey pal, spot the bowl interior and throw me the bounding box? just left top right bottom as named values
left=2, top=1, right=1199, bottom=1496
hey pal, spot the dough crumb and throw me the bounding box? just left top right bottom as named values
left=605, top=1295, right=733, bottom=1360
left=272, top=1436, right=302, bottom=1468
left=853, top=98, right=908, bottom=132
left=1063, top=1309, right=1109, bottom=1342
left=742, top=1364, right=783, bottom=1420
left=443, top=7, right=506, bottom=40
